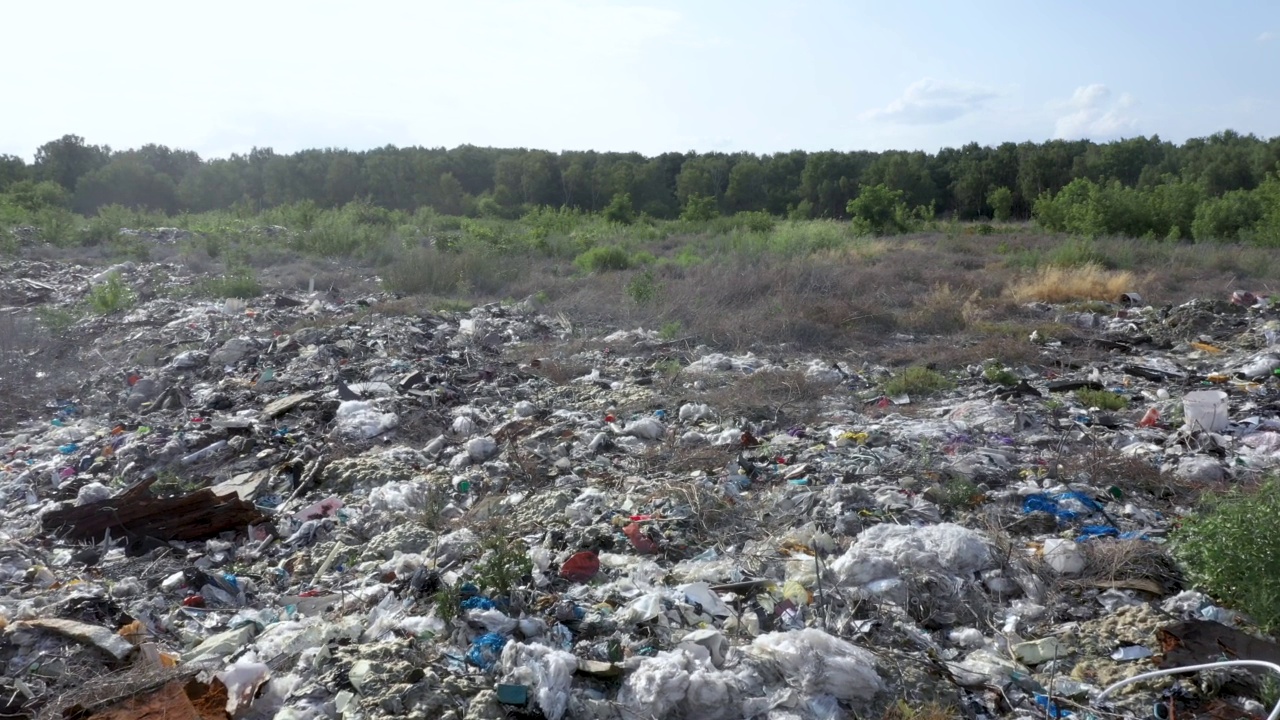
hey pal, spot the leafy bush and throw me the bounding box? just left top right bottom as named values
left=883, top=366, right=953, bottom=397
left=87, top=273, right=135, bottom=315
left=1173, top=481, right=1280, bottom=631
left=574, top=244, right=632, bottom=273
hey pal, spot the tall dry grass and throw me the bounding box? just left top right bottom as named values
left=1006, top=264, right=1138, bottom=304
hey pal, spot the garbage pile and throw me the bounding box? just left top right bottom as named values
left=6, top=258, right=1280, bottom=719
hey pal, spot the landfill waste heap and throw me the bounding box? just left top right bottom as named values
left=4, top=257, right=1280, bottom=719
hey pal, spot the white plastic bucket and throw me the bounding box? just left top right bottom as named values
left=1183, top=390, right=1229, bottom=433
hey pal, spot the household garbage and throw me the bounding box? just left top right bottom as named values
left=2, top=256, right=1280, bottom=719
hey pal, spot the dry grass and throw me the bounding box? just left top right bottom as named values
left=694, top=369, right=837, bottom=424
left=1081, top=538, right=1181, bottom=588
left=1007, top=263, right=1137, bottom=304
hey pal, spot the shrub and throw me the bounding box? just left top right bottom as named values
left=87, top=272, right=135, bottom=315
left=574, top=245, right=632, bottom=273
left=883, top=366, right=953, bottom=397
left=1173, top=481, right=1280, bottom=631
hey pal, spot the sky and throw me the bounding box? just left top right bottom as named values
left=5, top=0, right=1279, bottom=160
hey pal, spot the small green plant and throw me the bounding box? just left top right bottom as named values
left=626, top=269, right=658, bottom=304
left=883, top=366, right=953, bottom=397
left=1075, top=388, right=1127, bottom=410
left=574, top=245, right=632, bottom=273
left=659, top=321, right=682, bottom=340
left=1173, top=480, right=1280, bottom=632
left=982, top=363, right=1018, bottom=387
left=87, top=272, right=136, bottom=315
left=472, top=534, right=533, bottom=598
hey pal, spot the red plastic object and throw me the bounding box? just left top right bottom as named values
left=559, top=551, right=601, bottom=582
left=623, top=523, right=659, bottom=555
left=1139, top=407, right=1160, bottom=427
left=182, top=595, right=206, bottom=608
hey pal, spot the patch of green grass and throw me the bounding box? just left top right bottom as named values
left=1075, top=388, right=1127, bottom=410
left=1173, top=480, right=1280, bottom=632
left=434, top=298, right=474, bottom=313
left=659, top=321, right=683, bottom=340
left=201, top=270, right=263, bottom=299
left=883, top=366, right=953, bottom=398
left=432, top=583, right=462, bottom=623
left=35, top=306, right=81, bottom=334
left=86, top=273, right=135, bottom=315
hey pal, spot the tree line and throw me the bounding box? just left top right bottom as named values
left=2, top=131, right=1279, bottom=225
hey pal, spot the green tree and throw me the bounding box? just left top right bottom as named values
left=73, top=158, right=180, bottom=214
left=987, top=186, right=1014, bottom=221
left=0, top=155, right=29, bottom=193
left=3, top=180, right=70, bottom=212
left=603, top=192, right=636, bottom=225
left=34, top=134, right=110, bottom=192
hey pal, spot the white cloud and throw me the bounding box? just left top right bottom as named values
left=863, top=78, right=998, bottom=125
left=1052, top=84, right=1139, bottom=140
left=1259, top=31, right=1276, bottom=43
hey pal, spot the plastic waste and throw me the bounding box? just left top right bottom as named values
left=467, top=632, right=509, bottom=670
left=1183, top=390, right=1229, bottom=433
left=1110, top=645, right=1153, bottom=661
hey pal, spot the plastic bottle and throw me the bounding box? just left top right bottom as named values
left=181, top=440, right=228, bottom=464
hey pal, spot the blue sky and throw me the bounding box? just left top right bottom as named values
left=6, top=0, right=1278, bottom=160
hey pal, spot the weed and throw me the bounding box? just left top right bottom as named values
left=1172, top=480, right=1280, bottom=632
left=659, top=321, right=683, bottom=340
left=1076, top=388, right=1128, bottom=410
left=86, top=273, right=135, bottom=315
left=883, top=366, right=953, bottom=398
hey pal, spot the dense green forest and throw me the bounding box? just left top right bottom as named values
left=3, top=131, right=1280, bottom=243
